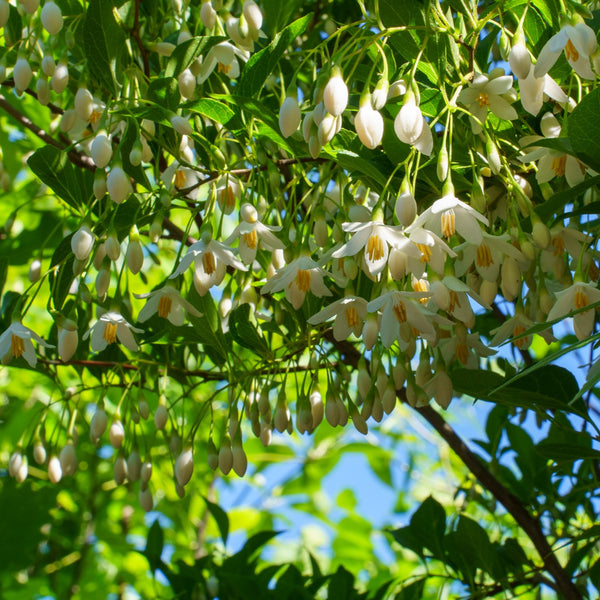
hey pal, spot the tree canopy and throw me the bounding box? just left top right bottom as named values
left=1, top=0, right=600, bottom=598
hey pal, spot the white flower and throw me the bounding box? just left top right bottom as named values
left=355, top=98, right=384, bottom=149
left=393, top=96, right=433, bottom=155
left=135, top=286, right=202, bottom=326
left=170, top=238, right=247, bottom=296
left=83, top=312, right=143, bottom=353
left=332, top=219, right=411, bottom=278
left=367, top=290, right=442, bottom=349
left=197, top=42, right=249, bottom=83
left=0, top=322, right=53, bottom=367
left=455, top=232, right=525, bottom=282
left=518, top=67, right=568, bottom=116
left=520, top=113, right=585, bottom=187
left=308, top=296, right=368, bottom=341
left=458, top=72, right=517, bottom=134
left=224, top=203, right=284, bottom=264
left=534, top=23, right=597, bottom=80
left=490, top=311, right=555, bottom=350
left=546, top=281, right=600, bottom=341
left=438, top=328, right=495, bottom=368
left=404, top=225, right=457, bottom=277
left=261, top=255, right=332, bottom=310
left=413, top=194, right=489, bottom=245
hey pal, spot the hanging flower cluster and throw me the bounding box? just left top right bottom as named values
left=1, top=0, right=599, bottom=508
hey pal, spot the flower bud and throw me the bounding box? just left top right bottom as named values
left=509, top=42, right=531, bottom=80
left=355, top=98, right=384, bottom=149
left=36, top=78, right=51, bottom=106
left=395, top=188, right=417, bottom=226
left=126, top=236, right=144, bottom=275
left=243, top=0, right=262, bottom=34
left=51, top=62, right=69, bottom=94
left=175, top=448, right=194, bottom=487
left=500, top=256, right=521, bottom=301
left=59, top=442, right=77, bottom=476
left=371, top=78, right=389, bottom=110
left=9, top=451, right=23, bottom=477
left=28, top=258, right=42, bottom=283
left=13, top=58, right=32, bottom=95
left=139, top=487, right=153, bottom=512
left=323, top=69, right=348, bottom=117
left=71, top=225, right=94, bottom=261
left=90, top=133, right=112, bottom=168
left=107, top=166, right=132, bottom=204
left=41, top=1, right=63, bottom=35
left=362, top=316, right=379, bottom=350
left=141, top=461, right=153, bottom=483
left=259, top=422, right=272, bottom=446
left=48, top=455, right=62, bottom=483
left=58, top=323, right=78, bottom=362
left=171, top=115, right=193, bottom=136
left=114, top=455, right=128, bottom=485
left=232, top=441, right=247, bottom=476
left=75, top=87, right=94, bottom=121
left=41, top=55, right=56, bottom=77
left=433, top=370, right=453, bottom=409
left=200, top=0, right=217, bottom=28
left=532, top=220, right=551, bottom=249
left=154, top=402, right=168, bottom=430
left=486, top=136, right=501, bottom=175
left=279, top=96, right=301, bottom=138
left=93, top=171, right=107, bottom=200
left=178, top=68, right=196, bottom=99
left=109, top=420, right=125, bottom=448
left=218, top=437, right=233, bottom=474
left=104, top=234, right=120, bottom=261
left=394, top=96, right=423, bottom=144
left=15, top=455, right=28, bottom=483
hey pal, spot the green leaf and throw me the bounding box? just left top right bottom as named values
left=27, top=145, right=93, bottom=212
left=147, top=78, right=181, bottom=113
left=185, top=97, right=240, bottom=128
left=410, top=496, right=446, bottom=561
left=261, top=0, right=304, bottom=35
left=228, top=303, right=271, bottom=358
left=5, top=4, right=22, bottom=46
left=119, top=118, right=151, bottom=189
left=327, top=566, right=357, bottom=600
left=144, top=519, right=164, bottom=572
left=567, top=87, right=600, bottom=172
left=238, top=14, right=313, bottom=97
left=394, top=578, right=425, bottom=600
left=165, top=36, right=225, bottom=79
left=536, top=442, right=600, bottom=461
left=83, top=0, right=126, bottom=95
left=50, top=256, right=75, bottom=311
left=204, top=497, right=229, bottom=545
left=536, top=175, right=600, bottom=221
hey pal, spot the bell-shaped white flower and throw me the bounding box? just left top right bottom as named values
left=200, top=0, right=217, bottom=28
left=41, top=1, right=63, bottom=35
left=135, top=285, right=202, bottom=326
left=90, top=133, right=113, bottom=168
left=83, top=311, right=143, bottom=353
left=534, top=23, right=597, bottom=80
left=197, top=42, right=249, bottom=83
left=394, top=95, right=423, bottom=144
left=0, top=322, right=53, bottom=367
left=107, top=166, right=133, bottom=204
left=308, top=295, right=368, bottom=341
left=414, top=193, right=489, bottom=244
left=458, top=71, right=517, bottom=134
left=224, top=203, right=284, bottom=265
left=546, top=281, right=600, bottom=341
left=355, top=94, right=384, bottom=149
left=261, top=255, right=333, bottom=310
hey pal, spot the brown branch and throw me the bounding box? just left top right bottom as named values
left=323, top=332, right=581, bottom=599
left=0, top=94, right=96, bottom=171
left=1, top=80, right=65, bottom=114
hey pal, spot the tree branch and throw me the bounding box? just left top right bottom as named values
left=324, top=332, right=581, bottom=599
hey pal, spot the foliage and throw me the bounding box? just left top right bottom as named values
left=1, top=0, right=600, bottom=598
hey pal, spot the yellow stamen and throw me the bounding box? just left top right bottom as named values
left=345, top=306, right=359, bottom=328
left=158, top=295, right=173, bottom=318
left=412, top=279, right=429, bottom=304
left=441, top=209, right=456, bottom=238
left=575, top=289, right=588, bottom=310
left=219, top=186, right=235, bottom=212
left=477, top=93, right=490, bottom=108
left=218, top=62, right=231, bottom=75
left=337, top=258, right=347, bottom=277
left=455, top=342, right=469, bottom=365
left=102, top=322, right=118, bottom=345
left=366, top=235, right=385, bottom=262
left=393, top=301, right=407, bottom=324
left=551, top=155, right=567, bottom=177
left=242, top=230, right=258, bottom=250
left=565, top=39, right=579, bottom=62
left=202, top=251, right=216, bottom=275
left=513, top=324, right=527, bottom=349
left=552, top=236, right=565, bottom=257
left=448, top=290, right=461, bottom=313
left=476, top=243, right=493, bottom=268
left=416, top=243, right=432, bottom=263
left=89, top=109, right=103, bottom=125
left=174, top=169, right=187, bottom=189
left=11, top=335, right=25, bottom=358
left=295, top=269, right=311, bottom=292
